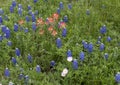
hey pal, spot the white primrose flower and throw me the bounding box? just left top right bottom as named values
left=67, top=56, right=73, bottom=62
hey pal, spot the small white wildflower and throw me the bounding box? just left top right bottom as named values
left=67, top=57, right=73, bottom=62
left=9, top=81, right=14, bottom=85
left=0, top=83, right=2, bottom=85
left=63, top=68, right=68, bottom=75
left=61, top=72, right=66, bottom=77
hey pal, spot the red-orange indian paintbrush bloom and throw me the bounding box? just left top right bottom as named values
left=52, top=30, right=57, bottom=36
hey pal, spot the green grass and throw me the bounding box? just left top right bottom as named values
left=0, top=0, right=120, bottom=85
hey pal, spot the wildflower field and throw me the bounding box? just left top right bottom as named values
left=0, top=0, right=120, bottom=85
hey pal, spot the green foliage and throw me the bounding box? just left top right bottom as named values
left=0, top=0, right=120, bottom=85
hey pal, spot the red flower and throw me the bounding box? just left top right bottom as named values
left=18, top=20, right=24, bottom=25
left=52, top=13, right=59, bottom=20
left=51, top=30, right=57, bottom=36
left=59, top=22, right=66, bottom=28
left=39, top=29, right=44, bottom=35
left=48, top=26, right=53, bottom=32
left=37, top=18, right=44, bottom=26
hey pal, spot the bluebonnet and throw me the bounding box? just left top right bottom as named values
left=34, top=10, right=38, bottom=15
left=98, top=36, right=102, bottom=41
left=59, top=2, right=63, bottom=9
left=100, top=25, right=107, bottom=34
left=67, top=50, right=72, bottom=57
left=18, top=8, right=22, bottom=16
left=4, top=68, right=10, bottom=77
left=4, top=27, right=11, bottom=39
left=25, top=16, right=30, bottom=22
left=19, top=73, right=24, bottom=80
left=28, top=5, right=31, bottom=10
left=107, top=36, right=111, bottom=42
left=24, top=75, right=29, bottom=84
left=104, top=53, right=108, bottom=60
left=86, top=9, right=90, bottom=15
left=4, top=15, right=9, bottom=21
left=99, top=43, right=105, bottom=51
left=28, top=10, right=32, bottom=15
left=62, top=28, right=67, bottom=37
left=0, top=35, right=3, bottom=41
left=18, top=4, right=22, bottom=9
left=79, top=52, right=85, bottom=61
left=27, top=54, right=32, bottom=63
left=0, top=16, right=3, bottom=24
left=83, top=41, right=88, bottom=49
left=7, top=41, right=12, bottom=46
left=12, top=0, right=16, bottom=7
left=15, top=48, right=21, bottom=56
left=32, top=22, right=36, bottom=31
left=24, top=28, right=28, bottom=33
left=36, top=65, right=41, bottom=73
left=50, top=60, right=55, bottom=67
left=1, top=25, right=7, bottom=33
left=56, top=38, right=62, bottom=48
left=63, top=15, right=68, bottom=23
left=96, top=41, right=101, bottom=44
left=32, top=13, right=36, bottom=22
left=73, top=59, right=78, bottom=70
left=11, top=57, right=17, bottom=65
left=88, top=43, right=93, bottom=53
left=115, top=72, right=120, bottom=83
left=68, top=3, right=72, bottom=10
left=57, top=8, right=60, bottom=14
left=10, top=5, right=14, bottom=13
left=0, top=8, right=4, bottom=15
left=14, top=23, right=18, bottom=32
left=34, top=0, right=38, bottom=3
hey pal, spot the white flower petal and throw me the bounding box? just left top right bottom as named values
left=63, top=68, right=68, bottom=74
left=61, top=72, right=66, bottom=77
left=67, top=57, right=73, bottom=62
